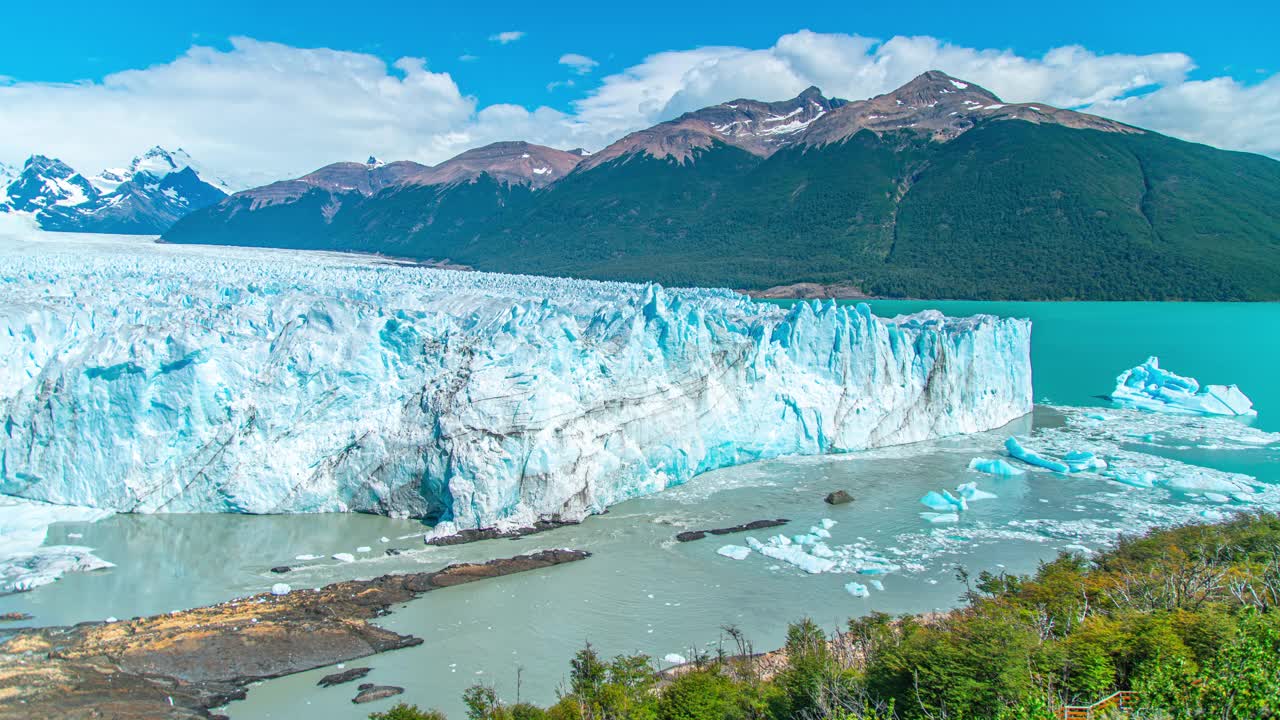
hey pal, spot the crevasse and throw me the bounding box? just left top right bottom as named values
left=0, top=237, right=1033, bottom=530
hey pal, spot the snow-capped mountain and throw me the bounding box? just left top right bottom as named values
left=0, top=156, right=101, bottom=213
left=0, top=147, right=228, bottom=234
left=91, top=146, right=233, bottom=195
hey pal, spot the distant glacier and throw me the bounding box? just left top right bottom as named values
left=0, top=232, right=1033, bottom=530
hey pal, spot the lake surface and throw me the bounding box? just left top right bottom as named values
left=2, top=300, right=1278, bottom=719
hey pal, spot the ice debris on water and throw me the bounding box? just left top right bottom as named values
left=716, top=545, right=751, bottom=560
left=1005, top=437, right=1070, bottom=473
left=746, top=536, right=836, bottom=574
left=663, top=654, right=687, bottom=664
left=845, top=581, right=870, bottom=598
left=919, top=512, right=960, bottom=524
left=332, top=553, right=355, bottom=563
left=0, top=234, right=1032, bottom=530
left=820, top=518, right=837, bottom=530
left=955, top=482, right=998, bottom=502
left=271, top=583, right=291, bottom=596
left=968, top=457, right=1024, bottom=476
left=1110, top=357, right=1255, bottom=417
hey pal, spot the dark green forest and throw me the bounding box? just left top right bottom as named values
left=165, top=120, right=1280, bottom=301
left=370, top=514, right=1280, bottom=720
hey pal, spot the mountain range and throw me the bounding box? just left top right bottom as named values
left=159, top=72, right=1280, bottom=299
left=0, top=147, right=229, bottom=234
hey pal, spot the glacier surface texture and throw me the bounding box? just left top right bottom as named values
left=0, top=234, right=1033, bottom=530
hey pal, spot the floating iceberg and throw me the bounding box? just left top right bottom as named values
left=0, top=234, right=1033, bottom=530
left=819, top=518, right=837, bottom=530
left=919, top=512, right=960, bottom=524
left=844, top=581, right=870, bottom=598
left=1005, top=437, right=1070, bottom=473
left=1110, top=357, right=1255, bottom=417
left=1105, top=469, right=1158, bottom=489
left=271, top=583, right=291, bottom=596
left=746, top=535, right=836, bottom=574
left=663, top=653, right=687, bottom=664
left=968, top=457, right=1025, bottom=477
left=716, top=545, right=751, bottom=560
left=920, top=490, right=967, bottom=512
left=1064, top=451, right=1108, bottom=473
left=955, top=482, right=998, bottom=502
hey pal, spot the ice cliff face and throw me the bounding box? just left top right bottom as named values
left=0, top=234, right=1032, bottom=530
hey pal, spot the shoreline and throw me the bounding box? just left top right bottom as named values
left=0, top=549, right=589, bottom=720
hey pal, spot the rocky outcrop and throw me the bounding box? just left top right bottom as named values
left=0, top=549, right=589, bottom=719
left=675, top=519, right=789, bottom=542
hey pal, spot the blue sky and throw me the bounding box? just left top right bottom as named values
left=1, top=0, right=1277, bottom=184
left=3, top=0, right=1273, bottom=109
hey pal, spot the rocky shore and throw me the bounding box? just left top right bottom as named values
left=0, top=549, right=589, bottom=719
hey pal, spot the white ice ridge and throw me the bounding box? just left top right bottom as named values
left=1111, top=356, right=1255, bottom=416
left=0, top=234, right=1032, bottom=530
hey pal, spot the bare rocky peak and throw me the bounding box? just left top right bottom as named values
left=577, top=86, right=841, bottom=171
left=405, top=141, right=584, bottom=189
left=799, top=70, right=1139, bottom=147
left=237, top=142, right=580, bottom=209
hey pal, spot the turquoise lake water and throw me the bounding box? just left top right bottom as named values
left=2, top=300, right=1278, bottom=719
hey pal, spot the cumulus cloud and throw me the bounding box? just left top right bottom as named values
left=558, top=53, right=599, bottom=75
left=489, top=31, right=525, bottom=45
left=0, top=31, right=1275, bottom=189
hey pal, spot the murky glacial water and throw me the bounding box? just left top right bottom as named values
left=2, top=301, right=1279, bottom=719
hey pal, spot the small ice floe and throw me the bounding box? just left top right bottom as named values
left=1110, top=357, right=1255, bottom=416
left=968, top=457, right=1025, bottom=477
left=869, top=579, right=885, bottom=591
left=1006, top=437, right=1070, bottom=473
left=1064, top=451, right=1108, bottom=473
left=920, top=490, right=967, bottom=512
left=820, top=518, right=837, bottom=530
left=356, top=546, right=371, bottom=553
left=67, top=533, right=83, bottom=539
left=1105, top=469, right=1157, bottom=488
left=745, top=536, right=836, bottom=574
left=295, top=554, right=322, bottom=561
left=809, top=526, right=832, bottom=539
left=955, top=482, right=998, bottom=502
left=716, top=545, right=752, bottom=560
left=663, top=653, right=688, bottom=664
left=380, top=537, right=390, bottom=543
left=1203, top=493, right=1231, bottom=504
left=332, top=553, right=356, bottom=563
left=845, top=581, right=870, bottom=598
left=919, top=512, right=960, bottom=524
left=271, top=583, right=291, bottom=596
left=1064, top=544, right=1091, bottom=555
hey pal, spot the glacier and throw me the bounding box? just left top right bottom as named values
left=0, top=232, right=1032, bottom=531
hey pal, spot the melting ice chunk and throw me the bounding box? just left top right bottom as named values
left=921, top=490, right=967, bottom=512
left=1104, top=470, right=1157, bottom=488
left=1110, top=357, right=1255, bottom=416
left=1064, top=451, right=1108, bottom=473
left=955, top=482, right=997, bottom=502
left=663, top=653, right=687, bottom=664
left=1006, top=437, right=1070, bottom=473
left=716, top=545, right=752, bottom=560
left=271, top=583, right=291, bottom=596
left=332, top=553, right=356, bottom=563
left=844, top=581, right=870, bottom=598
left=969, top=457, right=1025, bottom=476
left=820, top=518, right=837, bottom=530
left=919, top=512, right=960, bottom=524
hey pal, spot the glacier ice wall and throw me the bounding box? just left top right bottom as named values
left=0, top=234, right=1032, bottom=529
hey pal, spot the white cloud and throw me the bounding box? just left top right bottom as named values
left=558, top=53, right=599, bottom=75
left=0, top=31, right=1275, bottom=190
left=458, top=54, right=479, bottom=62
left=489, top=31, right=525, bottom=45
left=547, top=79, right=576, bottom=92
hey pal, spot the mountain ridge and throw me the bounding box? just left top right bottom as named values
left=1, top=147, right=229, bottom=234
left=158, top=71, right=1280, bottom=300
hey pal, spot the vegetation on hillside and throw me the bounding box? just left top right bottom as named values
left=371, top=514, right=1280, bottom=719
left=166, top=121, right=1280, bottom=301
